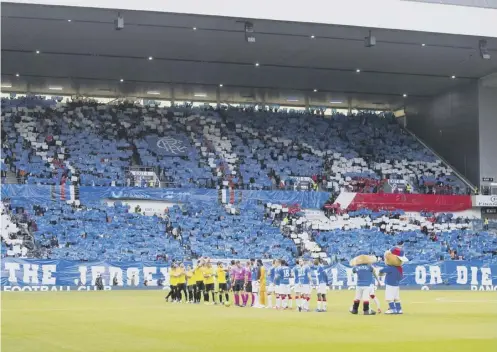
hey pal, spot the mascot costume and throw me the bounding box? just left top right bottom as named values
left=349, top=251, right=380, bottom=315
left=379, top=246, right=408, bottom=314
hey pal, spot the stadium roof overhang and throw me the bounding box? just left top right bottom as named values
left=1, top=2, right=497, bottom=110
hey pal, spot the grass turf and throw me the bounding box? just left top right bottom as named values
left=2, top=290, right=497, bottom=352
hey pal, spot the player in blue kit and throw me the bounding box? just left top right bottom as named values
left=275, top=259, right=291, bottom=310
left=250, top=259, right=263, bottom=308
left=292, top=262, right=301, bottom=310
left=314, top=259, right=329, bottom=312
left=297, top=259, right=312, bottom=312
left=266, top=260, right=276, bottom=309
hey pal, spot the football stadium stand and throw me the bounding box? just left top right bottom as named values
left=1, top=96, right=495, bottom=266
left=1, top=97, right=469, bottom=195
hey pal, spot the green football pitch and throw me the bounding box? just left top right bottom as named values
left=2, top=290, right=497, bottom=352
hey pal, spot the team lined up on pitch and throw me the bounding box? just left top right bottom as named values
left=165, top=247, right=407, bottom=315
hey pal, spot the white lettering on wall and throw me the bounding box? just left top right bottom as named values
left=109, top=267, right=123, bottom=286
left=471, top=266, right=479, bottom=285
left=143, top=267, right=158, bottom=286
left=456, top=266, right=468, bottom=285
left=91, top=266, right=106, bottom=286
left=5, top=262, right=20, bottom=283
left=345, top=268, right=356, bottom=286
left=127, top=268, right=140, bottom=286
left=41, top=265, right=56, bottom=285
left=415, top=266, right=426, bottom=285
left=159, top=267, right=169, bottom=286
left=78, top=266, right=87, bottom=285
left=331, top=267, right=344, bottom=286
left=22, top=264, right=39, bottom=284
left=429, top=266, right=442, bottom=284
left=481, top=268, right=492, bottom=286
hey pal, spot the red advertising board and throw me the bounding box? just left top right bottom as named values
left=348, top=193, right=472, bottom=212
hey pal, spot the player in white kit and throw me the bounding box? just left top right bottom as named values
left=266, top=260, right=277, bottom=308
left=314, top=259, right=329, bottom=312
left=297, top=259, right=312, bottom=312
left=292, top=263, right=301, bottom=310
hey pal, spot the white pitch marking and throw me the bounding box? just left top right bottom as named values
left=2, top=306, right=173, bottom=312
left=435, top=297, right=497, bottom=303
left=411, top=298, right=497, bottom=304
left=2, top=304, right=347, bottom=313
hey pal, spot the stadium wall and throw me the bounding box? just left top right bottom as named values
left=1, top=185, right=331, bottom=210
left=2, top=258, right=496, bottom=291
left=406, top=81, right=480, bottom=186
left=478, top=84, right=497, bottom=183
left=105, top=199, right=176, bottom=216
left=3, top=185, right=480, bottom=212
